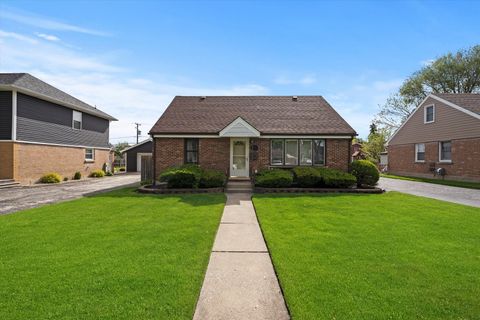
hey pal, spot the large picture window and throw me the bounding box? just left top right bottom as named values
left=313, top=139, right=325, bottom=165
left=285, top=140, right=298, bottom=165
left=185, top=139, right=199, bottom=164
left=271, top=139, right=325, bottom=166
left=271, top=140, right=284, bottom=165
left=439, top=141, right=451, bottom=162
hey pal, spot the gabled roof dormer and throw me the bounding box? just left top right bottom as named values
left=219, top=117, right=260, bottom=137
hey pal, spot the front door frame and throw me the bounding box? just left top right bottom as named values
left=230, top=138, right=249, bottom=177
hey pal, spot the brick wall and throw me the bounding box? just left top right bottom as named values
left=154, top=138, right=184, bottom=174
left=326, top=139, right=351, bottom=171
left=388, top=137, right=480, bottom=181
left=199, top=138, right=230, bottom=175
left=14, top=142, right=110, bottom=184
left=0, top=142, right=14, bottom=179
left=249, top=138, right=270, bottom=174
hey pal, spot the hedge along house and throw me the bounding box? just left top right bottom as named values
left=149, top=96, right=356, bottom=181
left=0, top=73, right=117, bottom=184
left=387, top=93, right=480, bottom=181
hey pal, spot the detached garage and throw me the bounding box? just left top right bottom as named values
left=122, top=139, right=152, bottom=172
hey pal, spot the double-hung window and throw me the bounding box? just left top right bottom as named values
left=73, top=110, right=82, bottom=129
left=271, top=139, right=325, bottom=166
left=185, top=139, right=199, bottom=164
left=85, top=148, right=94, bottom=161
left=439, top=141, right=452, bottom=162
left=415, top=143, right=425, bottom=162
left=424, top=105, right=434, bottom=123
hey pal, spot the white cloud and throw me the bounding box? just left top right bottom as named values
left=0, top=29, right=268, bottom=144
left=35, top=32, right=60, bottom=42
left=0, top=9, right=108, bottom=36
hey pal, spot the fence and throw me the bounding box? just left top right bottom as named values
left=140, top=155, right=153, bottom=182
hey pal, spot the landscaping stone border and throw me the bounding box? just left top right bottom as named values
left=254, top=187, right=384, bottom=194
left=138, top=185, right=224, bottom=194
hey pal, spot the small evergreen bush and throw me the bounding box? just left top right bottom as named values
left=159, top=169, right=197, bottom=188
left=317, top=168, right=356, bottom=188
left=255, top=169, right=293, bottom=188
left=39, top=173, right=62, bottom=184
left=292, top=167, right=321, bottom=187
left=73, top=171, right=82, bottom=180
left=199, top=169, right=226, bottom=188
left=90, top=170, right=105, bottom=178
left=350, top=160, right=380, bottom=187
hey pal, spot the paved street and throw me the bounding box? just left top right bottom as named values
left=0, top=173, right=140, bottom=215
left=378, top=177, right=480, bottom=208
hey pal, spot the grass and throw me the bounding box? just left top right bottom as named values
left=0, top=188, right=225, bottom=320
left=381, top=173, right=480, bottom=190
left=253, top=192, right=480, bottom=319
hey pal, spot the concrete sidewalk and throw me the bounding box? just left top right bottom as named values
left=193, top=193, right=289, bottom=320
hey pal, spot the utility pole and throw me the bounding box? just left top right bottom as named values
left=134, top=123, right=141, bottom=144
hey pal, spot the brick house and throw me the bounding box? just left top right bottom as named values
left=0, top=73, right=117, bottom=184
left=387, top=93, right=480, bottom=181
left=149, top=96, right=356, bottom=181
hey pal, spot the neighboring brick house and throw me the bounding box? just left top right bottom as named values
left=149, top=96, right=356, bottom=180
left=0, top=73, right=117, bottom=184
left=387, top=93, right=480, bottom=181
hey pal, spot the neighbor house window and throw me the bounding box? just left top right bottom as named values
left=285, top=140, right=298, bottom=165
left=415, top=143, right=425, bottom=162
left=185, top=139, right=199, bottom=164
left=300, top=140, right=312, bottom=165
left=271, top=140, right=284, bottom=165
left=439, top=141, right=452, bottom=162
left=424, top=105, right=434, bottom=123
left=85, top=148, right=94, bottom=161
left=73, top=110, right=82, bottom=129
left=313, top=139, right=325, bottom=165
left=270, top=139, right=325, bottom=166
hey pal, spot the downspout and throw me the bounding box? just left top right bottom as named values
left=151, top=134, right=156, bottom=186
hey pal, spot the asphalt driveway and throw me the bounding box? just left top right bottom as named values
left=378, top=177, right=480, bottom=208
left=0, top=173, right=140, bottom=215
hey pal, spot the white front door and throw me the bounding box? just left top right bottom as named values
left=230, top=138, right=249, bottom=177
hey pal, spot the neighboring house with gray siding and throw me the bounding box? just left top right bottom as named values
left=387, top=93, right=480, bottom=181
left=0, top=73, right=117, bottom=184
left=121, top=139, right=153, bottom=172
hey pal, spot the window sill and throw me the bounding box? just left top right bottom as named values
left=84, top=160, right=95, bottom=163
left=438, top=160, right=452, bottom=164
left=415, top=160, right=425, bottom=163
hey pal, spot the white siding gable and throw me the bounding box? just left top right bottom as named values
left=219, top=117, right=260, bottom=137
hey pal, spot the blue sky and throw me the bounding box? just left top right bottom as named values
left=1, top=0, right=479, bottom=142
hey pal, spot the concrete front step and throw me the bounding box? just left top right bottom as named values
left=0, top=181, right=21, bottom=189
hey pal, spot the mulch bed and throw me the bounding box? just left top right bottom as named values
left=254, top=187, right=384, bottom=194
left=138, top=185, right=224, bottom=194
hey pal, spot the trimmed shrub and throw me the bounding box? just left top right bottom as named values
left=255, top=169, right=293, bottom=188
left=292, top=167, right=321, bottom=187
left=73, top=171, right=82, bottom=180
left=105, top=171, right=113, bottom=176
left=160, top=169, right=197, bottom=188
left=39, top=173, right=62, bottom=184
left=199, top=169, right=226, bottom=188
left=350, top=160, right=380, bottom=187
left=119, top=167, right=126, bottom=172
left=63, top=177, right=69, bottom=182
left=90, top=170, right=105, bottom=178
left=317, top=168, right=356, bottom=188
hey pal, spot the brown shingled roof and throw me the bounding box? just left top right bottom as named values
left=433, top=93, right=480, bottom=115
left=150, top=96, right=356, bottom=135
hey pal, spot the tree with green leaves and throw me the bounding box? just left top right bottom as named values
left=113, top=142, right=130, bottom=158
left=362, top=122, right=388, bottom=164
left=375, top=45, right=480, bottom=131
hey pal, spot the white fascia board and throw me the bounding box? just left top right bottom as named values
left=152, top=134, right=219, bottom=138
left=121, top=138, right=152, bottom=153
left=260, top=135, right=353, bottom=139
left=219, top=116, right=260, bottom=137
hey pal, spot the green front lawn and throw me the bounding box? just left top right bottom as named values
left=0, top=189, right=225, bottom=320
left=381, top=173, right=480, bottom=189
left=253, top=193, right=480, bottom=319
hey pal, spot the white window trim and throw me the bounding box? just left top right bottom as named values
left=73, top=110, right=82, bottom=130
left=270, top=139, right=284, bottom=166
left=438, top=141, right=452, bottom=163
left=415, top=143, right=425, bottom=163
left=424, top=104, right=435, bottom=124
left=85, top=148, right=95, bottom=162
left=284, top=139, right=299, bottom=166
left=299, top=139, right=313, bottom=166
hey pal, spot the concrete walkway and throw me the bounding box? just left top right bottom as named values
left=378, top=177, right=480, bottom=207
left=193, top=193, right=289, bottom=320
left=0, top=173, right=140, bottom=215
